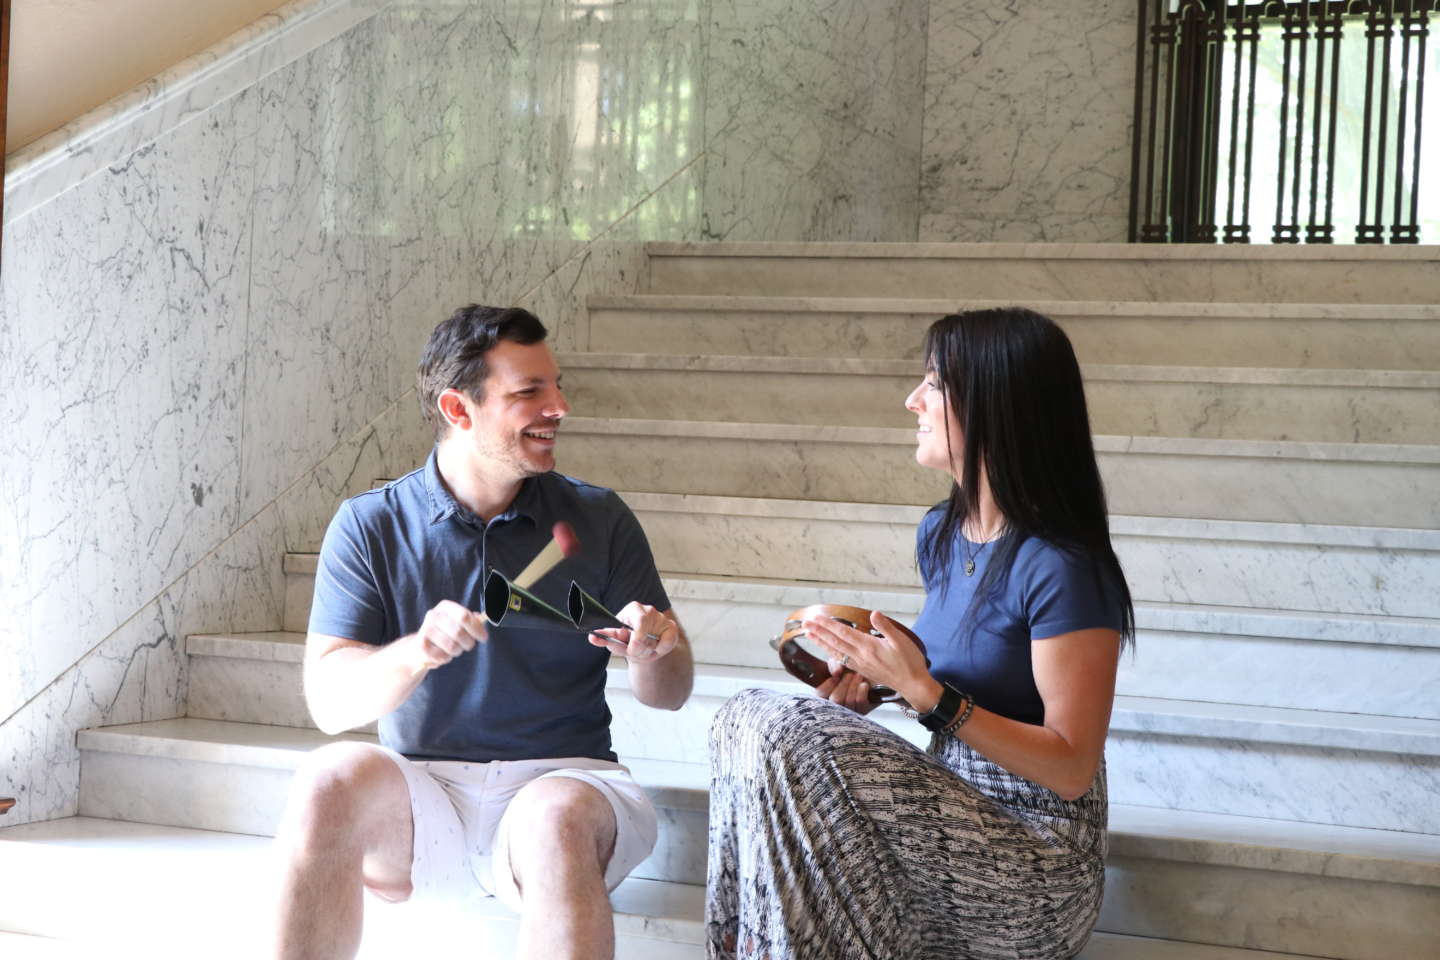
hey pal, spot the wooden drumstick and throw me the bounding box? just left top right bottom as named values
left=512, top=521, right=581, bottom=589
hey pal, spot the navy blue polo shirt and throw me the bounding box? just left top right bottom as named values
left=309, top=449, right=669, bottom=763
left=911, top=509, right=1125, bottom=725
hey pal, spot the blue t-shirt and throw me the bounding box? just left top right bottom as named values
left=910, top=509, right=1125, bottom=725
left=309, top=449, right=669, bottom=763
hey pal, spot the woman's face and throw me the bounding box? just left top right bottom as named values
left=904, top=366, right=962, bottom=475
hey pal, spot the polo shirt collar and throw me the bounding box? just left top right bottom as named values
left=423, top=447, right=540, bottom=529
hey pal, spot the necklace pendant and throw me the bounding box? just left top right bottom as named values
left=964, top=558, right=976, bottom=576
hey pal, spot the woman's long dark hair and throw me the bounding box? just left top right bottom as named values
left=919, top=308, right=1135, bottom=647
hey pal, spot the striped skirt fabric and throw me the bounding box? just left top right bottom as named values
left=705, top=688, right=1108, bottom=960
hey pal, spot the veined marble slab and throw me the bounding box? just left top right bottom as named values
left=625, top=491, right=1440, bottom=617
left=557, top=417, right=1440, bottom=526
left=643, top=242, right=1440, bottom=303
left=700, top=0, right=926, bottom=242
left=645, top=240, right=1440, bottom=261
left=3, top=0, right=388, bottom=226
left=583, top=294, right=1440, bottom=369
left=556, top=353, right=1440, bottom=443
left=920, top=0, right=1135, bottom=243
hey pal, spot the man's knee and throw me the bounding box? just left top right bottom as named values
left=506, top=777, right=617, bottom=874
left=280, top=742, right=405, bottom=851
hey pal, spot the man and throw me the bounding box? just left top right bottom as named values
left=270, top=304, right=693, bottom=959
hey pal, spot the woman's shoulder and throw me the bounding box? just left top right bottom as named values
left=1009, top=534, right=1125, bottom=636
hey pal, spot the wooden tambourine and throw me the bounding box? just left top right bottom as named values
left=769, top=604, right=926, bottom=706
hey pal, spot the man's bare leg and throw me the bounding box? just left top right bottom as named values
left=269, top=742, right=415, bottom=960
left=504, top=777, right=619, bottom=960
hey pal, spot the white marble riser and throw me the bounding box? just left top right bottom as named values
left=75, top=712, right=1440, bottom=860
left=558, top=357, right=1440, bottom=445
left=1099, top=855, right=1439, bottom=960
left=168, top=649, right=1440, bottom=834
left=642, top=242, right=1440, bottom=305
left=624, top=494, right=1440, bottom=620
left=73, top=726, right=697, bottom=889
left=555, top=419, right=1440, bottom=529
left=614, top=701, right=1440, bottom=836
left=0, top=820, right=1357, bottom=960
left=196, top=591, right=1440, bottom=727
left=281, top=560, right=1440, bottom=655
left=584, top=295, right=1440, bottom=370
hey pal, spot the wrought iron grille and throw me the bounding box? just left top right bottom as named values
left=1131, top=1, right=1439, bottom=243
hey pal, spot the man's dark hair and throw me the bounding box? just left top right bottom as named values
left=417, top=304, right=548, bottom=438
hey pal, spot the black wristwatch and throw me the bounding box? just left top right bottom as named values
left=918, top=682, right=967, bottom=733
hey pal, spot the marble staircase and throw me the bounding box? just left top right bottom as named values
left=4, top=242, right=1439, bottom=958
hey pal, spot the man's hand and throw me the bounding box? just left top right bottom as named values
left=408, top=599, right=488, bottom=672
left=588, top=602, right=679, bottom=662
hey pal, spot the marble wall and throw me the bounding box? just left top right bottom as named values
left=0, top=0, right=708, bottom=826
left=920, top=0, right=1137, bottom=242
left=1, top=0, right=1140, bottom=825
left=699, top=0, right=929, bottom=241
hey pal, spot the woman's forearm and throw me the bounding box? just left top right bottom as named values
left=896, top=672, right=1104, bottom=801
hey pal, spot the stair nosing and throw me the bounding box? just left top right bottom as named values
left=585, top=292, right=1440, bottom=321
left=561, top=417, right=1440, bottom=465
left=557, top=351, right=1440, bottom=388
left=104, top=668, right=1440, bottom=759
left=272, top=565, right=1440, bottom=648
left=620, top=490, right=1440, bottom=551
left=644, top=239, right=1440, bottom=263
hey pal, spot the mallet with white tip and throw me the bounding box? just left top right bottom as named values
left=512, top=521, right=582, bottom=589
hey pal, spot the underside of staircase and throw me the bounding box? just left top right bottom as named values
left=4, top=242, right=1438, bottom=959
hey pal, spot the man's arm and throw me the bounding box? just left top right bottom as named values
left=304, top=600, right=487, bottom=735
left=589, top=605, right=693, bottom=711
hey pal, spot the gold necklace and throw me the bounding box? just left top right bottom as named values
left=962, top=523, right=1004, bottom=576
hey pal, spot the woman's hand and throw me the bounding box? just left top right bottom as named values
left=802, top=611, right=932, bottom=706
left=815, top=667, right=878, bottom=715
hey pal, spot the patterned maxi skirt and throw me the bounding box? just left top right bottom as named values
left=705, top=688, right=1108, bottom=960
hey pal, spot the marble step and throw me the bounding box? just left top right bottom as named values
left=0, top=817, right=703, bottom=959
left=180, top=643, right=1440, bottom=833
left=643, top=241, right=1440, bottom=305
left=62, top=721, right=1440, bottom=960
left=584, top=294, right=1440, bottom=370
left=621, top=493, right=1440, bottom=620
left=246, top=571, right=1440, bottom=722
left=555, top=416, right=1440, bottom=528
left=72, top=717, right=701, bottom=887
left=557, top=353, right=1440, bottom=445
left=0, top=818, right=1346, bottom=960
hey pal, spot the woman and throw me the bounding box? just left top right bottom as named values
left=705, top=308, right=1135, bottom=959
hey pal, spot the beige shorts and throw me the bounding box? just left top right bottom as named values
left=377, top=747, right=657, bottom=911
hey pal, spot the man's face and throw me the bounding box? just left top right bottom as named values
left=457, top=339, right=569, bottom=479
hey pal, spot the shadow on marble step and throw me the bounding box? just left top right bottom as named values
left=272, top=566, right=1440, bottom=719
left=623, top=493, right=1440, bottom=619
left=558, top=353, right=1440, bottom=444
left=556, top=417, right=1440, bottom=528
left=642, top=241, right=1440, bottom=305
left=0, top=817, right=1347, bottom=960
left=584, top=294, right=1440, bottom=370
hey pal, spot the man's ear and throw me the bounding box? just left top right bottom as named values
left=437, top=389, right=471, bottom=431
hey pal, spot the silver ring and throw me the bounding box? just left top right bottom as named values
left=839, top=654, right=850, bottom=667
left=644, top=632, right=661, bottom=642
